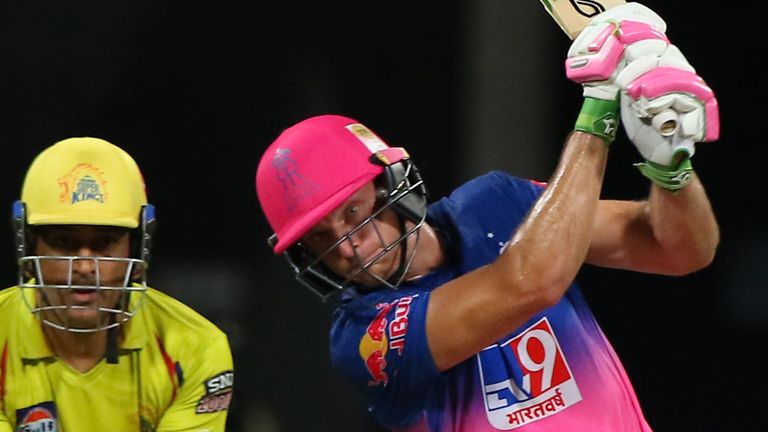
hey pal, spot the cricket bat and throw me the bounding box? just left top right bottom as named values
left=539, top=0, right=626, bottom=39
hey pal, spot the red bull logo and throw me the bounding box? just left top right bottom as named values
left=359, top=303, right=393, bottom=386
left=17, top=402, right=58, bottom=432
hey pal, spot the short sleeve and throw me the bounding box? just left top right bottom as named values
left=156, top=332, right=234, bottom=432
left=330, top=289, right=440, bottom=428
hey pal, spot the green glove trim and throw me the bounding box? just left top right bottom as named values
left=574, top=97, right=620, bottom=146
left=634, top=158, right=694, bottom=191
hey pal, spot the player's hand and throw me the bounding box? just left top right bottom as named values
left=599, top=4, right=720, bottom=190
left=566, top=2, right=668, bottom=101
left=618, top=67, right=719, bottom=190
left=566, top=2, right=669, bottom=145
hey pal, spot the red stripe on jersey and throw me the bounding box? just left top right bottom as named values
left=156, top=336, right=178, bottom=400
left=0, top=343, right=7, bottom=406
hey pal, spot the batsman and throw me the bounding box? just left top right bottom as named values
left=256, top=2, right=719, bottom=431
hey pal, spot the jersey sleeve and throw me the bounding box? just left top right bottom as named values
left=485, top=171, right=545, bottom=208
left=155, top=331, right=234, bottom=432
left=330, top=289, right=439, bottom=429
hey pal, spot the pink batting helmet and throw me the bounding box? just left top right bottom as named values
left=256, top=114, right=409, bottom=254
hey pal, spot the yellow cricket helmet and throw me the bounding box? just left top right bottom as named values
left=14, top=137, right=155, bottom=341
left=21, top=136, right=148, bottom=228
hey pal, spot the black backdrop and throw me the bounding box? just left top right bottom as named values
left=1, top=1, right=765, bottom=431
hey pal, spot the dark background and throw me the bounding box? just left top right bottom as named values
left=1, top=1, right=765, bottom=431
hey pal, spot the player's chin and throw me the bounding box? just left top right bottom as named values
left=349, top=263, right=399, bottom=288
left=348, top=272, right=383, bottom=288
left=44, top=311, right=106, bottom=331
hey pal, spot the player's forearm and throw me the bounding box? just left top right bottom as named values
left=428, top=132, right=608, bottom=371
left=647, top=173, right=719, bottom=274
left=500, top=131, right=607, bottom=306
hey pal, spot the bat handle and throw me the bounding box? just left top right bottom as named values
left=651, top=109, right=678, bottom=137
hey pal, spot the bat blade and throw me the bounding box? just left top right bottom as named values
left=539, top=0, right=626, bottom=39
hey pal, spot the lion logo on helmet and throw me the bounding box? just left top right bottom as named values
left=271, top=148, right=319, bottom=213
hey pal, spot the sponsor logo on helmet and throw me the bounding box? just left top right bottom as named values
left=271, top=148, right=318, bottom=213
left=196, top=370, right=234, bottom=414
left=346, top=123, right=388, bottom=153
left=16, top=402, right=58, bottom=432
left=58, top=163, right=108, bottom=205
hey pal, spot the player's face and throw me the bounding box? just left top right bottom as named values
left=300, top=182, right=407, bottom=287
left=33, top=225, right=132, bottom=330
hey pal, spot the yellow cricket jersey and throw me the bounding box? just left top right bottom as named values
left=0, top=285, right=234, bottom=432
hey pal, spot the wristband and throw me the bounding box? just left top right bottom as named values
left=634, top=158, right=693, bottom=191
left=574, top=97, right=620, bottom=146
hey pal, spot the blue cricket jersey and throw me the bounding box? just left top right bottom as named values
left=330, top=171, right=652, bottom=431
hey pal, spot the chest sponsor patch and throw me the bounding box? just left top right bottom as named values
left=16, top=401, right=59, bottom=432
left=478, top=317, right=581, bottom=429
left=196, top=370, right=234, bottom=414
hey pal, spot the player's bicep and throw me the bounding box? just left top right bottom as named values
left=586, top=199, right=665, bottom=272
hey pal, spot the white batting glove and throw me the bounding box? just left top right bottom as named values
left=605, top=6, right=720, bottom=190
left=619, top=68, right=719, bottom=190
left=567, top=2, right=720, bottom=189
left=566, top=2, right=669, bottom=145
left=566, top=2, right=668, bottom=100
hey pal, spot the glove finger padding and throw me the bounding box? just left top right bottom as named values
left=566, top=2, right=669, bottom=100
left=620, top=67, right=719, bottom=191
left=621, top=68, right=720, bottom=166
left=566, top=2, right=674, bottom=146
left=621, top=93, right=698, bottom=163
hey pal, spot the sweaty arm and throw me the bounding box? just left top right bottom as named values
left=587, top=173, right=719, bottom=275
left=427, top=131, right=609, bottom=371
